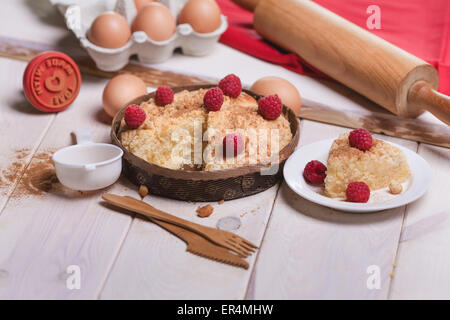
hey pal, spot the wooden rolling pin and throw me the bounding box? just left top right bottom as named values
left=232, top=0, right=450, bottom=125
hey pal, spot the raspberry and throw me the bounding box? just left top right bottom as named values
left=346, top=182, right=370, bottom=203
left=204, top=87, right=224, bottom=111
left=223, top=133, right=244, bottom=158
left=258, top=94, right=282, bottom=120
left=349, top=128, right=372, bottom=151
left=218, top=74, right=242, bottom=98
left=124, top=104, right=146, bottom=129
left=155, top=86, right=174, bottom=106
left=303, top=160, right=327, bottom=184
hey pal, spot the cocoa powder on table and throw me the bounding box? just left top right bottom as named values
left=0, top=148, right=60, bottom=198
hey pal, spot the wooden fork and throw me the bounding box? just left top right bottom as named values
left=125, top=197, right=249, bottom=269
left=102, top=193, right=258, bottom=257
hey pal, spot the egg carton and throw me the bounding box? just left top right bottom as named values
left=51, top=0, right=228, bottom=71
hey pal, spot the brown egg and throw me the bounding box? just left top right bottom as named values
left=134, top=0, right=158, bottom=11
left=88, top=12, right=131, bottom=49
left=102, top=74, right=147, bottom=118
left=132, top=3, right=176, bottom=41
left=251, top=77, right=302, bottom=115
left=178, top=0, right=221, bottom=34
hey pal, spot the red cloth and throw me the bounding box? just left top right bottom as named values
left=217, top=0, right=450, bottom=95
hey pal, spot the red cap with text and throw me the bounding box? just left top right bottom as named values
left=23, top=51, right=81, bottom=112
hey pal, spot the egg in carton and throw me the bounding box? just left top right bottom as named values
left=51, top=0, right=228, bottom=71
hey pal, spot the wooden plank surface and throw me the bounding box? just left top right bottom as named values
left=100, top=185, right=280, bottom=299
left=0, top=58, right=55, bottom=212
left=0, top=71, right=134, bottom=299
left=389, top=144, right=450, bottom=299
left=248, top=120, right=418, bottom=299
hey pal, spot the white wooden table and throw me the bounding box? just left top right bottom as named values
left=0, top=0, right=449, bottom=300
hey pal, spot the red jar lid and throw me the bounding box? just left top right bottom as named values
left=23, top=51, right=81, bottom=113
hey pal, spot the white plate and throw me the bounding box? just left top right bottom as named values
left=283, top=139, right=432, bottom=213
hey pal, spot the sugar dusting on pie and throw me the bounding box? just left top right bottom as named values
left=324, top=133, right=411, bottom=198
left=120, top=89, right=293, bottom=170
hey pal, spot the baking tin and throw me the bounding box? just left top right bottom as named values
left=51, top=0, right=228, bottom=71
left=111, top=85, right=300, bottom=202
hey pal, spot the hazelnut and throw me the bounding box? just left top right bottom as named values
left=196, top=205, right=214, bottom=218
left=139, top=185, right=149, bottom=198
left=389, top=181, right=402, bottom=195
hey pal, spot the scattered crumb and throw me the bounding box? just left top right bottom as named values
left=389, top=181, right=402, bottom=194
left=139, top=185, right=148, bottom=198
left=218, top=199, right=225, bottom=205
left=240, top=212, right=247, bottom=218
left=196, top=205, right=214, bottom=218
left=390, top=272, right=395, bottom=278
left=392, top=263, right=397, bottom=268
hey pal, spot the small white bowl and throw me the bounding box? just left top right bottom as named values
left=283, top=138, right=432, bottom=213
left=53, top=129, right=123, bottom=191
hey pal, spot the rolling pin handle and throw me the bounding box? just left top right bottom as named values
left=409, top=81, right=450, bottom=126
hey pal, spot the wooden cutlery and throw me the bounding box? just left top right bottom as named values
left=153, top=219, right=249, bottom=269
left=128, top=197, right=249, bottom=269
left=102, top=193, right=257, bottom=266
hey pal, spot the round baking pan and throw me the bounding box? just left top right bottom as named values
left=111, top=84, right=300, bottom=202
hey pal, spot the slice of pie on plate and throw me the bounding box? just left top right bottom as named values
left=324, top=133, right=411, bottom=198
